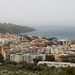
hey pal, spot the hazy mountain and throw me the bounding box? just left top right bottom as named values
left=0, top=23, right=36, bottom=34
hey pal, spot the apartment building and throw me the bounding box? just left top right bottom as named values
left=10, top=53, right=23, bottom=62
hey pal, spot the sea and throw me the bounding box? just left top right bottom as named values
left=23, top=25, right=75, bottom=39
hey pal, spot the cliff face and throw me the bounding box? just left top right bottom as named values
left=0, top=23, right=35, bottom=34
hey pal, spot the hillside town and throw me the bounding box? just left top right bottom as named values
left=0, top=33, right=75, bottom=67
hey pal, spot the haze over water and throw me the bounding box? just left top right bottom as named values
left=24, top=25, right=75, bottom=39
left=0, top=0, right=75, bottom=39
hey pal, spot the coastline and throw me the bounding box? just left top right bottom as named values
left=35, top=29, right=39, bottom=31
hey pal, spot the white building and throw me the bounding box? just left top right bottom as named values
left=38, top=61, right=75, bottom=67
left=10, top=53, right=23, bottom=62
left=23, top=54, right=45, bottom=63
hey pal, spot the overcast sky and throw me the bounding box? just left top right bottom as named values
left=0, top=0, right=75, bottom=26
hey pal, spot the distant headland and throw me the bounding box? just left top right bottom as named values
left=0, top=23, right=36, bottom=34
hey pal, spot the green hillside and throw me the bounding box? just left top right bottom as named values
left=0, top=23, right=35, bottom=34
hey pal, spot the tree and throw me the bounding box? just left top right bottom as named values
left=0, top=53, right=4, bottom=63
left=46, top=55, right=55, bottom=61
left=71, top=59, right=75, bottom=63
left=65, top=66, right=75, bottom=75
left=33, top=57, right=42, bottom=63
left=24, top=35, right=32, bottom=41
left=62, top=58, right=70, bottom=62
left=47, top=37, right=57, bottom=41
left=24, top=63, right=36, bottom=70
